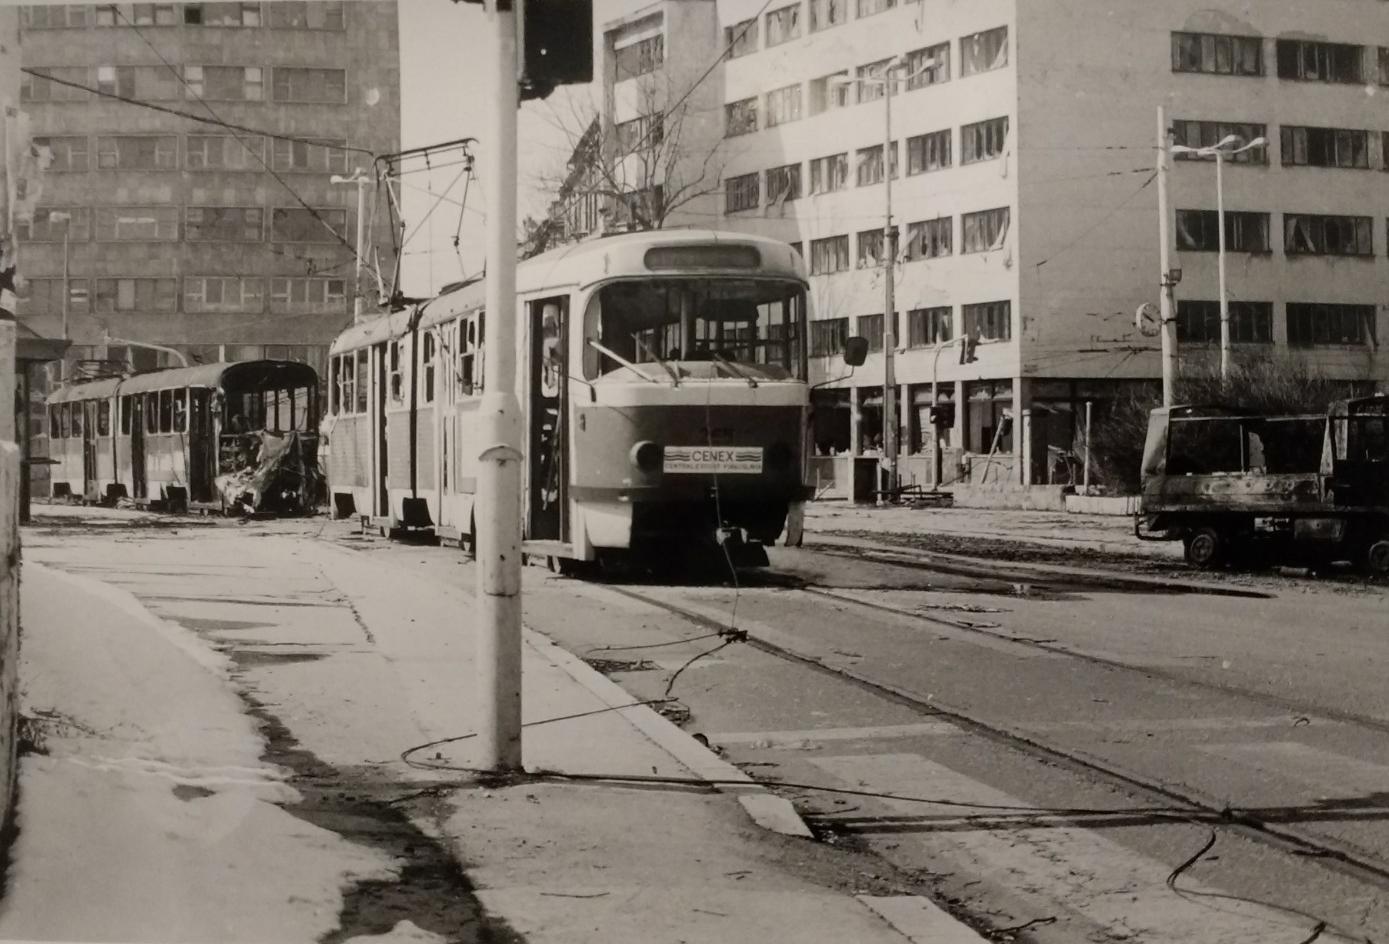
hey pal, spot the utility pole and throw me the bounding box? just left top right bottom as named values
left=1155, top=106, right=1176, bottom=407
left=1214, top=145, right=1230, bottom=382
left=331, top=169, right=372, bottom=323
left=476, top=0, right=525, bottom=773
left=881, top=60, right=898, bottom=503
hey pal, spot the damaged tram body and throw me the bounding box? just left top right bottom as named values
left=46, top=360, right=321, bottom=514
left=1136, top=395, right=1389, bottom=574
left=324, top=229, right=814, bottom=573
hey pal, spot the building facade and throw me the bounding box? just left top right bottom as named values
left=15, top=0, right=400, bottom=377
left=560, top=0, right=1389, bottom=488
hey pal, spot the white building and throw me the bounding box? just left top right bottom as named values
left=555, top=0, right=1389, bottom=489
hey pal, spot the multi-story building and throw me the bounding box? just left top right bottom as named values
left=16, top=1, right=399, bottom=373
left=557, top=0, right=1389, bottom=488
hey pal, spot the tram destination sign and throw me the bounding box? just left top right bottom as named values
left=663, top=446, right=764, bottom=474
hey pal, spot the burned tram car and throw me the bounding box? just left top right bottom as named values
left=324, top=230, right=815, bottom=572
left=46, top=360, right=321, bottom=514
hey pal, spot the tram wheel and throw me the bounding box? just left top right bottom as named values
left=1366, top=539, right=1389, bottom=578
left=1183, top=526, right=1225, bottom=569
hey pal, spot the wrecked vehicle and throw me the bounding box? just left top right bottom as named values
left=1136, top=394, right=1389, bottom=575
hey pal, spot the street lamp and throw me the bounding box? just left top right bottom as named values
left=331, top=168, right=371, bottom=323
left=1169, top=134, right=1267, bottom=381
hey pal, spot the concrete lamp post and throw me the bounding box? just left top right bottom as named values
left=46, top=212, right=72, bottom=368
left=1168, top=134, right=1267, bottom=382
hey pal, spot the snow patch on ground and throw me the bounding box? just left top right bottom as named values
left=4, top=563, right=397, bottom=942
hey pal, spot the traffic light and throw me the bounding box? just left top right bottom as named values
left=959, top=334, right=978, bottom=364
left=520, top=0, right=593, bottom=101
left=930, top=402, right=955, bottom=428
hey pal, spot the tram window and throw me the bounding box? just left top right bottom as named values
left=70, top=402, right=83, bottom=437
left=49, top=407, right=59, bottom=439
left=157, top=390, right=172, bottom=433
left=98, top=401, right=111, bottom=436
left=422, top=332, right=436, bottom=403
left=328, top=356, right=340, bottom=415
left=388, top=341, right=403, bottom=404
left=59, top=404, right=70, bottom=438
left=146, top=393, right=159, bottom=434
left=354, top=349, right=368, bottom=413
left=120, top=396, right=132, bottom=434
left=172, top=392, right=187, bottom=433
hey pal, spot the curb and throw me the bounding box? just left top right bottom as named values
left=524, top=628, right=814, bottom=838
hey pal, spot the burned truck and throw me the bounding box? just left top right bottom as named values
left=1135, top=394, right=1389, bottom=575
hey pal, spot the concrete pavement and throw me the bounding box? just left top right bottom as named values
left=11, top=508, right=989, bottom=944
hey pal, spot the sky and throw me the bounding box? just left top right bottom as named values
left=396, top=2, right=588, bottom=297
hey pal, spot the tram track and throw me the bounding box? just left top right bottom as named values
left=595, top=578, right=1389, bottom=896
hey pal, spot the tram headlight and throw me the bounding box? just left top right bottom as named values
left=766, top=442, right=793, bottom=470
left=630, top=440, right=663, bottom=472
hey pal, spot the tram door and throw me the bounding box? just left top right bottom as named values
left=373, top=342, right=389, bottom=518
left=129, top=395, right=147, bottom=499
left=527, top=298, right=568, bottom=542
left=188, top=389, right=213, bottom=503
left=81, top=402, right=97, bottom=498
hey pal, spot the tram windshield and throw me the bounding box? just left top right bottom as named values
left=583, top=278, right=807, bottom=381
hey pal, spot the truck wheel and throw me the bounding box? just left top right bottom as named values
left=1183, top=527, right=1224, bottom=568
left=1366, top=540, right=1389, bottom=578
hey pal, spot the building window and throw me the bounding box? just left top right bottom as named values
left=271, top=137, right=349, bottom=173
left=1276, top=39, right=1364, bottom=83
left=1171, top=121, right=1267, bottom=164
left=765, top=84, right=803, bottom=127
left=272, top=67, right=345, bottom=104
left=724, top=173, right=759, bottom=213
left=183, top=3, right=261, bottom=26
left=808, top=71, right=850, bottom=114
left=855, top=143, right=898, bottom=186
left=20, top=67, right=89, bottom=103
left=725, top=98, right=758, bottom=137
left=903, top=217, right=951, bottom=260
left=809, top=153, right=848, bottom=194
left=809, top=235, right=850, bottom=275
left=963, top=300, right=1011, bottom=341
left=185, top=206, right=263, bottom=241
left=907, top=306, right=952, bottom=347
left=766, top=163, right=802, bottom=203
left=965, top=379, right=1012, bottom=453
left=961, top=117, right=1008, bottom=164
left=19, top=278, right=90, bottom=315
left=95, top=206, right=178, bottom=241
left=614, top=114, right=662, bottom=153
left=906, top=42, right=950, bottom=90
left=19, top=207, right=92, bottom=242
left=856, top=59, right=891, bottom=102
left=808, top=0, right=844, bottom=32
left=1280, top=126, right=1370, bottom=169
left=1287, top=303, right=1374, bottom=346
left=35, top=136, right=89, bottom=173
left=856, top=229, right=888, bottom=268
left=96, top=135, right=178, bottom=170
left=95, top=5, right=180, bottom=27
left=859, top=313, right=888, bottom=351
left=94, top=277, right=178, bottom=313
left=1171, top=32, right=1263, bottom=76
left=186, top=134, right=265, bottom=170
left=1176, top=300, right=1273, bottom=344
left=1284, top=214, right=1373, bottom=256
left=906, top=129, right=951, bottom=175
left=184, top=65, right=263, bottom=101
left=765, top=3, right=801, bottom=47
left=20, top=6, right=89, bottom=28
left=961, top=26, right=1008, bottom=76
left=725, top=18, right=758, bottom=57
left=856, top=0, right=894, bottom=18
left=961, top=207, right=1009, bottom=254
left=96, top=64, right=182, bottom=101
left=1174, top=210, right=1271, bottom=253
left=271, top=207, right=348, bottom=243
left=810, top=317, right=849, bottom=357
left=270, top=277, right=346, bottom=313
left=615, top=33, right=664, bottom=78
left=184, top=276, right=265, bottom=312
left=265, top=1, right=344, bottom=29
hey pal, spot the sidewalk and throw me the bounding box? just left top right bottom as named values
left=9, top=521, right=986, bottom=944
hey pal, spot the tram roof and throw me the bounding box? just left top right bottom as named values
left=48, top=360, right=318, bottom=403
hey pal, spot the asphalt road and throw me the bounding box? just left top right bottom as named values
left=23, top=506, right=1389, bottom=943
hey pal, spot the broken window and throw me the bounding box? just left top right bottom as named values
left=1175, top=210, right=1270, bottom=253
left=961, top=207, right=1009, bottom=254
left=1283, top=214, right=1373, bottom=256
left=1276, top=39, right=1364, bottom=83
left=1167, top=418, right=1244, bottom=475
left=961, top=26, right=1008, bottom=76
left=961, top=117, right=1007, bottom=164
left=1171, top=32, right=1263, bottom=76
left=904, top=217, right=952, bottom=261
left=1280, top=126, right=1370, bottom=169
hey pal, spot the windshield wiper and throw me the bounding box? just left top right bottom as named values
left=585, top=339, right=670, bottom=385
left=711, top=353, right=759, bottom=388
left=631, top=336, right=681, bottom=387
